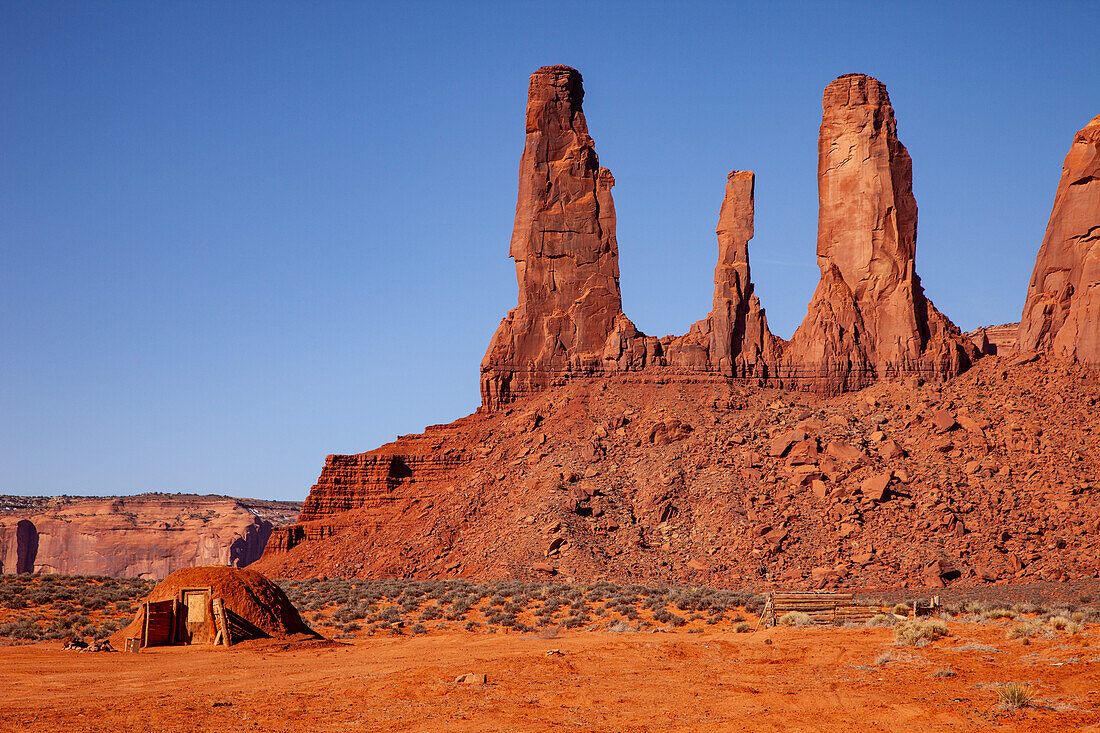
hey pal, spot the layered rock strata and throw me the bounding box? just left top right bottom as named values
left=780, top=74, right=978, bottom=394
left=268, top=420, right=474, bottom=553
left=1018, top=115, right=1100, bottom=364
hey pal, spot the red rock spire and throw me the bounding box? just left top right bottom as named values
left=1018, top=115, right=1100, bottom=364
left=782, top=73, right=976, bottom=393
left=480, top=65, right=628, bottom=409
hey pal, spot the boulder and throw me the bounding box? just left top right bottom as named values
left=931, top=409, right=958, bottom=434
left=649, top=420, right=694, bottom=445
left=862, top=473, right=893, bottom=502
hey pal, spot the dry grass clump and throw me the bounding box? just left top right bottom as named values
left=864, top=613, right=898, bottom=628
left=981, top=608, right=1018, bottom=621
left=891, top=603, right=911, bottom=616
left=894, top=618, right=949, bottom=646
left=734, top=621, right=752, bottom=633
left=1045, top=616, right=1084, bottom=635
left=777, top=611, right=814, bottom=628
left=1006, top=622, right=1042, bottom=640
left=996, top=682, right=1032, bottom=710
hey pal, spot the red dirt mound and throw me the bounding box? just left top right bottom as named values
left=111, top=566, right=315, bottom=648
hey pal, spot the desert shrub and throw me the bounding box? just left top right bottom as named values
left=734, top=622, right=752, bottom=633
left=996, top=683, right=1032, bottom=711
left=963, top=600, right=985, bottom=614
left=1013, top=602, right=1043, bottom=615
left=1048, top=615, right=1072, bottom=631
left=410, top=624, right=427, bottom=635
left=981, top=608, right=1017, bottom=621
left=1006, top=622, right=1041, bottom=640
left=778, top=612, right=813, bottom=628
left=464, top=620, right=480, bottom=631
left=894, top=619, right=949, bottom=646
left=0, top=620, right=42, bottom=640
left=377, top=607, right=402, bottom=624
left=419, top=603, right=443, bottom=622
left=651, top=608, right=672, bottom=624
left=864, top=614, right=898, bottom=628
left=891, top=603, right=911, bottom=616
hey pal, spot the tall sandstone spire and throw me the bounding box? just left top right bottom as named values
left=666, top=171, right=780, bottom=376
left=480, top=65, right=631, bottom=409
left=782, top=73, right=976, bottom=393
left=1018, top=115, right=1100, bottom=364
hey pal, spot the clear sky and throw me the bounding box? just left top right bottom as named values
left=2, top=2, right=1096, bottom=500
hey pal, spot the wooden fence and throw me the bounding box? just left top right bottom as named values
left=759, top=591, right=881, bottom=628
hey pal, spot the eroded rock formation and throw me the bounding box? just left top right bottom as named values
left=781, top=74, right=978, bottom=394
left=0, top=494, right=300, bottom=578
left=1018, top=115, right=1100, bottom=364
left=255, top=67, right=1100, bottom=590
left=480, top=65, right=639, bottom=409
left=665, top=171, right=781, bottom=376
left=482, top=68, right=978, bottom=408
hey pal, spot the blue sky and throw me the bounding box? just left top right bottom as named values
left=2, top=2, right=1096, bottom=500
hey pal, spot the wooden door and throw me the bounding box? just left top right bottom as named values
left=143, top=600, right=175, bottom=647
left=179, top=589, right=212, bottom=644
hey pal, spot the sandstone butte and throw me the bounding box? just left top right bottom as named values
left=0, top=494, right=300, bottom=578
left=254, top=67, right=1100, bottom=591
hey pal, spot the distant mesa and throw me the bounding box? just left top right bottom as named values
left=0, top=494, right=300, bottom=579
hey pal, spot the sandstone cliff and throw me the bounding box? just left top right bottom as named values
left=0, top=494, right=300, bottom=578
left=1019, top=115, right=1100, bottom=364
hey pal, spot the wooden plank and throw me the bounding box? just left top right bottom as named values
left=212, top=597, right=231, bottom=648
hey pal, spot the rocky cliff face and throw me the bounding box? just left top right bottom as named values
left=1019, top=115, right=1100, bottom=364
left=0, top=494, right=300, bottom=578
left=780, top=74, right=978, bottom=394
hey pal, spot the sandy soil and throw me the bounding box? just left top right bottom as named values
left=2, top=622, right=1098, bottom=732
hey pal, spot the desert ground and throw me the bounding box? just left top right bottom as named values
left=2, top=621, right=1098, bottom=732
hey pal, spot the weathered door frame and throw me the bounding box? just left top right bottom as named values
left=177, top=586, right=214, bottom=645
